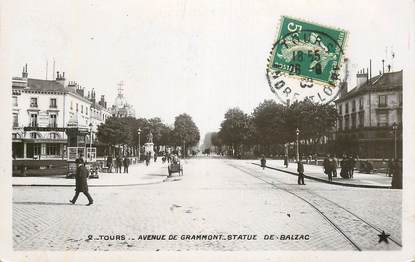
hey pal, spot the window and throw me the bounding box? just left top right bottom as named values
left=378, top=95, right=387, bottom=107
left=359, top=97, right=364, bottom=109
left=30, top=97, right=38, bottom=108
left=50, top=98, right=57, bottom=108
left=30, top=132, right=38, bottom=139
left=338, top=104, right=342, bottom=115
left=70, top=101, right=73, bottom=110
left=345, top=102, right=349, bottom=114
left=13, top=113, right=18, bottom=127
left=81, top=105, right=84, bottom=114
left=30, top=114, right=38, bottom=127
left=49, top=114, right=57, bottom=128
left=86, top=107, right=88, bottom=115
left=76, top=103, right=79, bottom=112
left=46, top=144, right=59, bottom=155
left=352, top=100, right=356, bottom=112
left=398, top=94, right=402, bottom=106
left=12, top=96, right=18, bottom=107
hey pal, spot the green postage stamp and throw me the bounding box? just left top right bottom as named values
left=269, top=16, right=347, bottom=86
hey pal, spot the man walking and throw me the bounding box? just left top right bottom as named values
left=70, top=158, right=93, bottom=206
left=297, top=160, right=305, bottom=185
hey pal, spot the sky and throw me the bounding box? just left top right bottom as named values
left=2, top=0, right=413, bottom=139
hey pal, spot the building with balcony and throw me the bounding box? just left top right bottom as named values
left=334, top=70, right=402, bottom=158
left=12, top=65, right=112, bottom=159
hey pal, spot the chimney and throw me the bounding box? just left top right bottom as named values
left=56, top=71, right=66, bottom=86
left=356, top=69, right=368, bottom=88
left=22, top=64, right=28, bottom=78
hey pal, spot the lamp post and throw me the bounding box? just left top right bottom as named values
left=296, top=128, right=300, bottom=162
left=392, top=122, right=398, bottom=160
left=137, top=128, right=141, bottom=161
left=89, top=123, right=93, bottom=162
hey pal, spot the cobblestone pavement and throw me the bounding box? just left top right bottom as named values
left=12, top=158, right=401, bottom=251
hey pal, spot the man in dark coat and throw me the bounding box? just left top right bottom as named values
left=297, top=160, right=305, bottom=185
left=323, top=155, right=332, bottom=181
left=123, top=157, right=129, bottom=173
left=70, top=158, right=93, bottom=206
left=260, top=155, right=266, bottom=170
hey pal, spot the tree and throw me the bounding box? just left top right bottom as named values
left=218, top=108, right=252, bottom=155
left=96, top=117, right=131, bottom=155
left=252, top=100, right=288, bottom=149
left=285, top=99, right=338, bottom=143
left=172, top=113, right=200, bottom=149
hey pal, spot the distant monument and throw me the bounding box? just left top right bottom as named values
left=144, top=131, right=154, bottom=156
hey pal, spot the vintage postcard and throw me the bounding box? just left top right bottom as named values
left=0, top=0, right=414, bottom=261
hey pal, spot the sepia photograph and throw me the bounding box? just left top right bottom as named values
left=1, top=0, right=414, bottom=261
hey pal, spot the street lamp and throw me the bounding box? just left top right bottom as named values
left=392, top=122, right=398, bottom=160
left=89, top=123, right=93, bottom=162
left=296, top=128, right=300, bottom=162
left=137, top=128, right=141, bottom=161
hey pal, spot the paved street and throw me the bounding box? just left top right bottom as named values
left=13, top=158, right=401, bottom=251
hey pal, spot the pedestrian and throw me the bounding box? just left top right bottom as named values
left=323, top=155, right=332, bottom=181
left=332, top=155, right=338, bottom=177
left=70, top=158, right=93, bottom=206
left=123, top=156, right=129, bottom=173
left=340, top=155, right=348, bottom=178
left=106, top=155, right=113, bottom=173
left=349, top=155, right=356, bottom=178
left=260, top=154, right=266, bottom=170
left=116, top=155, right=122, bottom=173
left=284, top=154, right=289, bottom=168
left=297, top=160, right=305, bottom=185
left=154, top=152, right=158, bottom=162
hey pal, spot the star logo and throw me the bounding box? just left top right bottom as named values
left=378, top=231, right=390, bottom=244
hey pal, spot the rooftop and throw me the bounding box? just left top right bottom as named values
left=335, top=70, right=402, bottom=103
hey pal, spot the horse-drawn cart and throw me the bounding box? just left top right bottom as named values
left=168, top=159, right=183, bottom=177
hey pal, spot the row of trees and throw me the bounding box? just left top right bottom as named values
left=96, top=113, right=200, bottom=156
left=212, top=99, right=338, bottom=156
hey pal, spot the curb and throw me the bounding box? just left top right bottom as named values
left=12, top=180, right=166, bottom=188
left=251, top=163, right=390, bottom=189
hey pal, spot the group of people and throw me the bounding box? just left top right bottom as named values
left=106, top=155, right=130, bottom=173
left=323, top=155, right=356, bottom=182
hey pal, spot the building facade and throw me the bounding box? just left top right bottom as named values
left=12, top=65, right=111, bottom=159
left=334, top=70, right=402, bottom=158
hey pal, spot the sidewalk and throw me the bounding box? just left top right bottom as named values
left=256, top=159, right=392, bottom=189
left=12, top=161, right=168, bottom=187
